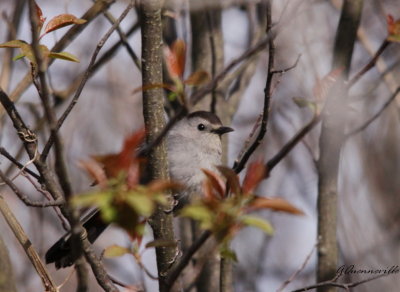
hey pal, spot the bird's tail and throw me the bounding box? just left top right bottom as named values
left=45, top=209, right=108, bottom=269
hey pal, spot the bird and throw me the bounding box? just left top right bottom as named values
left=45, top=111, right=233, bottom=268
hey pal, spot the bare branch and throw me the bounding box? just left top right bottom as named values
left=0, top=193, right=57, bottom=291
left=0, top=147, right=41, bottom=181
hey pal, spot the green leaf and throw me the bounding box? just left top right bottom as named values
left=0, top=40, right=27, bottom=48
left=49, top=51, right=80, bottom=62
left=240, top=215, right=274, bottom=235
left=103, top=245, right=131, bottom=258
left=219, top=246, right=238, bottom=262
left=126, top=192, right=154, bottom=217
left=292, top=97, right=317, bottom=112
left=13, top=53, right=25, bottom=61
left=71, top=191, right=113, bottom=208
left=180, top=205, right=213, bottom=229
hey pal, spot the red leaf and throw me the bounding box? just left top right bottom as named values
left=242, top=161, right=266, bottom=194
left=216, top=166, right=241, bottom=195
left=34, top=1, right=46, bottom=31
left=248, top=196, right=304, bottom=215
left=312, top=67, right=343, bottom=100
left=94, top=129, right=146, bottom=180
left=387, top=14, right=400, bottom=42
left=202, top=169, right=226, bottom=200
left=78, top=159, right=108, bottom=188
left=44, top=14, right=87, bottom=35
left=165, top=39, right=186, bottom=79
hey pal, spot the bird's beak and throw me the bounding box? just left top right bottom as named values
left=212, top=126, right=234, bottom=135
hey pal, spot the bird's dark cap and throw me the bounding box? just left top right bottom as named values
left=187, top=111, right=223, bottom=125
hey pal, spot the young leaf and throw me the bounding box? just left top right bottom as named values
left=242, top=161, right=266, bottom=194
left=49, top=51, right=80, bottom=62
left=184, top=70, right=210, bottom=86
left=165, top=39, right=186, bottom=79
left=103, top=245, right=131, bottom=258
left=219, top=246, right=238, bottom=262
left=216, top=166, right=241, bottom=195
left=0, top=40, right=27, bottom=48
left=202, top=168, right=226, bottom=199
left=34, top=0, right=46, bottom=32
left=126, top=192, right=154, bottom=217
left=387, top=14, right=400, bottom=42
left=249, top=196, right=304, bottom=215
left=292, top=98, right=317, bottom=113
left=180, top=205, right=213, bottom=229
left=12, top=54, right=25, bottom=61
left=44, top=14, right=87, bottom=35
left=240, top=215, right=274, bottom=235
left=78, top=159, right=108, bottom=188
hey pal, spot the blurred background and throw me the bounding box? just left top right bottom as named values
left=0, top=0, right=400, bottom=291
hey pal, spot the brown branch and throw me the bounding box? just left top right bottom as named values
left=290, top=274, right=387, bottom=292
left=0, top=147, right=41, bottom=181
left=190, top=34, right=273, bottom=106
left=0, top=193, right=57, bottom=292
left=41, top=2, right=133, bottom=161
left=164, top=231, right=212, bottom=291
left=232, top=0, right=274, bottom=174
left=348, top=40, right=390, bottom=88
left=266, top=115, right=321, bottom=173
left=1, top=0, right=116, bottom=118
left=346, top=87, right=400, bottom=137
left=0, top=170, right=64, bottom=207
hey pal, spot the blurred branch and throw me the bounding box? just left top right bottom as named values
left=346, top=87, right=400, bottom=136
left=290, top=274, right=387, bottom=292
left=41, top=2, right=133, bottom=161
left=100, top=8, right=141, bottom=70
left=276, top=242, right=318, bottom=292
left=348, top=40, right=390, bottom=88
left=191, top=34, right=273, bottom=106
left=0, top=0, right=116, bottom=118
left=0, top=0, right=25, bottom=92
left=316, top=1, right=363, bottom=291
left=0, top=193, right=57, bottom=292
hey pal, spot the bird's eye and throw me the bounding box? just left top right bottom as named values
left=197, top=123, right=206, bottom=131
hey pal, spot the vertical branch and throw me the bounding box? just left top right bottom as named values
left=139, top=1, right=177, bottom=291
left=316, top=1, right=363, bottom=291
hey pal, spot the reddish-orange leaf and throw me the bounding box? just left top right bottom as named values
left=312, top=67, right=343, bottom=100
left=248, top=196, right=304, bottom=215
left=184, top=70, right=210, bottom=86
left=216, top=166, right=241, bottom=196
left=34, top=1, right=46, bottom=31
left=202, top=169, right=226, bottom=200
left=44, top=14, right=87, bottom=35
left=127, top=219, right=146, bottom=246
left=242, top=161, right=266, bottom=194
left=165, top=39, right=186, bottom=79
left=78, top=159, right=108, bottom=188
left=387, top=14, right=400, bottom=42
left=94, top=129, right=146, bottom=179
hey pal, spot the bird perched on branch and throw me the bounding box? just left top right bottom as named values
left=45, top=111, right=233, bottom=268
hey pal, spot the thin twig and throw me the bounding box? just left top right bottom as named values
left=346, top=87, right=400, bottom=137
left=348, top=40, right=390, bottom=88
left=232, top=0, right=275, bottom=174
left=290, top=273, right=387, bottom=292
left=41, top=1, right=133, bottom=161
left=0, top=170, right=64, bottom=207
left=277, top=242, right=318, bottom=292
left=0, top=193, right=58, bottom=292
left=0, top=147, right=41, bottom=181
